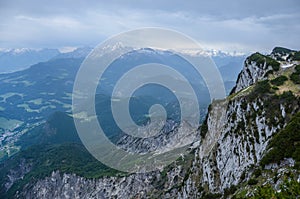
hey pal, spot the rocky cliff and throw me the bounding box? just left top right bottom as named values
left=232, top=52, right=279, bottom=93
left=2, top=47, right=300, bottom=198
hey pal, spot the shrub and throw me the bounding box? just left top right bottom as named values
left=261, top=112, right=300, bottom=167
left=255, top=80, right=271, bottom=94
left=252, top=179, right=300, bottom=198
left=240, top=171, right=246, bottom=181
left=248, top=178, right=258, bottom=185
left=271, top=61, right=280, bottom=71
left=270, top=75, right=288, bottom=86
left=253, top=168, right=262, bottom=178
left=290, top=65, right=300, bottom=84
left=272, top=47, right=293, bottom=54
left=202, top=193, right=222, bottom=199
left=241, top=100, right=247, bottom=110
left=295, top=65, right=300, bottom=73
left=200, top=115, right=209, bottom=138
left=264, top=70, right=274, bottom=77
left=292, top=51, right=300, bottom=61
left=224, top=185, right=237, bottom=197
left=247, top=53, right=280, bottom=70
left=248, top=53, right=266, bottom=66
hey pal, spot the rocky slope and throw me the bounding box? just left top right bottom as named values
left=1, top=47, right=300, bottom=198
left=20, top=171, right=156, bottom=199
left=232, top=52, right=279, bottom=93
left=116, top=119, right=198, bottom=154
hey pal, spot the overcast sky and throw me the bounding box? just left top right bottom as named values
left=0, top=0, right=299, bottom=53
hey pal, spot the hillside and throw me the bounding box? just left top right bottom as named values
left=0, top=47, right=299, bottom=198
left=0, top=47, right=241, bottom=161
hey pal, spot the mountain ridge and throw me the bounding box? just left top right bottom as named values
left=0, top=46, right=299, bottom=198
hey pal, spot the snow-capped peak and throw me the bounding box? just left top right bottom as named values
left=172, top=48, right=245, bottom=57
left=102, top=42, right=126, bottom=51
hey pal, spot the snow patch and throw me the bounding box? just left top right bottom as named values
left=280, top=63, right=294, bottom=68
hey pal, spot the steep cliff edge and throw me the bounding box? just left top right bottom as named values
left=1, top=47, right=300, bottom=199
left=232, top=47, right=300, bottom=94
left=232, top=52, right=280, bottom=93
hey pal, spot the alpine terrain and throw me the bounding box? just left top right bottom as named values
left=0, top=46, right=300, bottom=199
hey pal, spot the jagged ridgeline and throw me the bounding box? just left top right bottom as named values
left=0, top=47, right=300, bottom=198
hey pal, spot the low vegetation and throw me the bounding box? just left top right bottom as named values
left=0, top=143, right=124, bottom=198
left=248, top=53, right=280, bottom=71
left=289, top=51, right=300, bottom=61
left=200, top=114, right=209, bottom=139
left=250, top=179, right=300, bottom=199
left=246, top=80, right=272, bottom=101
left=235, top=176, right=300, bottom=199
left=270, top=75, right=288, bottom=86
left=260, top=111, right=300, bottom=167
left=290, top=65, right=300, bottom=84
left=272, top=47, right=294, bottom=54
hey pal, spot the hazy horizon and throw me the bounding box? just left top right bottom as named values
left=1, top=0, right=300, bottom=53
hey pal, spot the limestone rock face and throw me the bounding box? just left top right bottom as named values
left=7, top=48, right=300, bottom=199
left=233, top=56, right=272, bottom=93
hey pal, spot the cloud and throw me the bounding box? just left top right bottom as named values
left=0, top=0, right=299, bottom=52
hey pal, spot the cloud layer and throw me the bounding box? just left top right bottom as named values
left=0, top=0, right=299, bottom=52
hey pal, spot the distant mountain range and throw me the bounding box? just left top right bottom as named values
left=0, top=47, right=244, bottom=69
left=0, top=46, right=299, bottom=198
left=0, top=47, right=246, bottom=95
left=0, top=48, right=60, bottom=73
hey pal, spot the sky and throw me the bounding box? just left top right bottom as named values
left=0, top=0, right=300, bottom=53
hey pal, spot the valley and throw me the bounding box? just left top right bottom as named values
left=0, top=46, right=299, bottom=198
